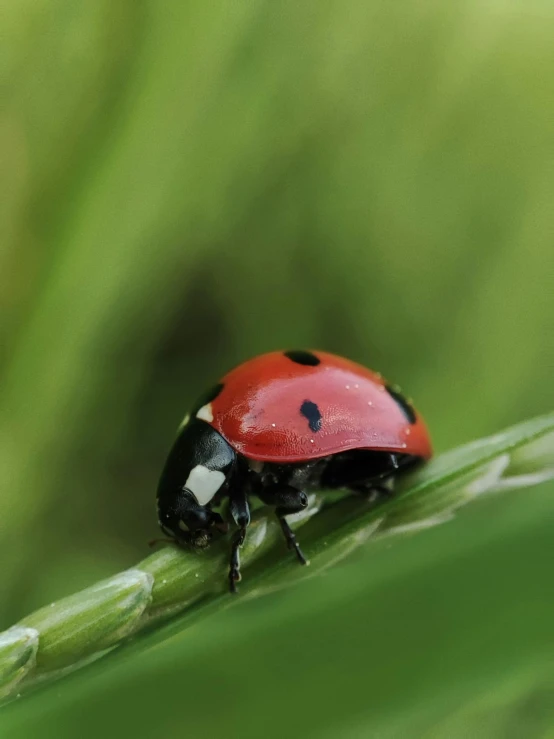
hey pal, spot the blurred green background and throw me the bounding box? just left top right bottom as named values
left=1, top=1, right=554, bottom=735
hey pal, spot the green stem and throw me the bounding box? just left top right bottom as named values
left=1, top=413, right=553, bottom=703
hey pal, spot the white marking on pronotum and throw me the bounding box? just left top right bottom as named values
left=185, top=464, right=225, bottom=505
left=196, top=403, right=214, bottom=422
left=248, top=459, right=264, bottom=473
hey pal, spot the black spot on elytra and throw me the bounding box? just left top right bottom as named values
left=284, top=350, right=321, bottom=367
left=300, top=400, right=322, bottom=432
left=191, top=382, right=224, bottom=415
left=385, top=385, right=417, bottom=424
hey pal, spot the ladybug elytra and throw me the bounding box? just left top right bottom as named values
left=156, top=350, right=432, bottom=591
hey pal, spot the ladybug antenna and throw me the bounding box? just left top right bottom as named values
left=390, top=453, right=399, bottom=469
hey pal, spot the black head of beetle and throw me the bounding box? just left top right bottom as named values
left=157, top=420, right=236, bottom=547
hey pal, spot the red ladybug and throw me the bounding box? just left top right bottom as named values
left=157, top=350, right=432, bottom=591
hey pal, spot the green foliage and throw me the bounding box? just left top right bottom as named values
left=1, top=0, right=553, bottom=736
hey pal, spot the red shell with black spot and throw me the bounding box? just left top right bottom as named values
left=200, top=350, right=432, bottom=463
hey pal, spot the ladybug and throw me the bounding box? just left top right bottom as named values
left=157, top=350, right=432, bottom=591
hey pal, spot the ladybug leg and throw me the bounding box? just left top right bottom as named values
left=373, top=482, right=395, bottom=497
left=258, top=486, right=309, bottom=566
left=210, top=510, right=229, bottom=534
left=277, top=514, right=308, bottom=566
left=227, top=488, right=251, bottom=593
left=350, top=478, right=395, bottom=503
left=229, top=527, right=247, bottom=594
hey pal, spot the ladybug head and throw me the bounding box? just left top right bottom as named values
left=156, top=420, right=236, bottom=547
